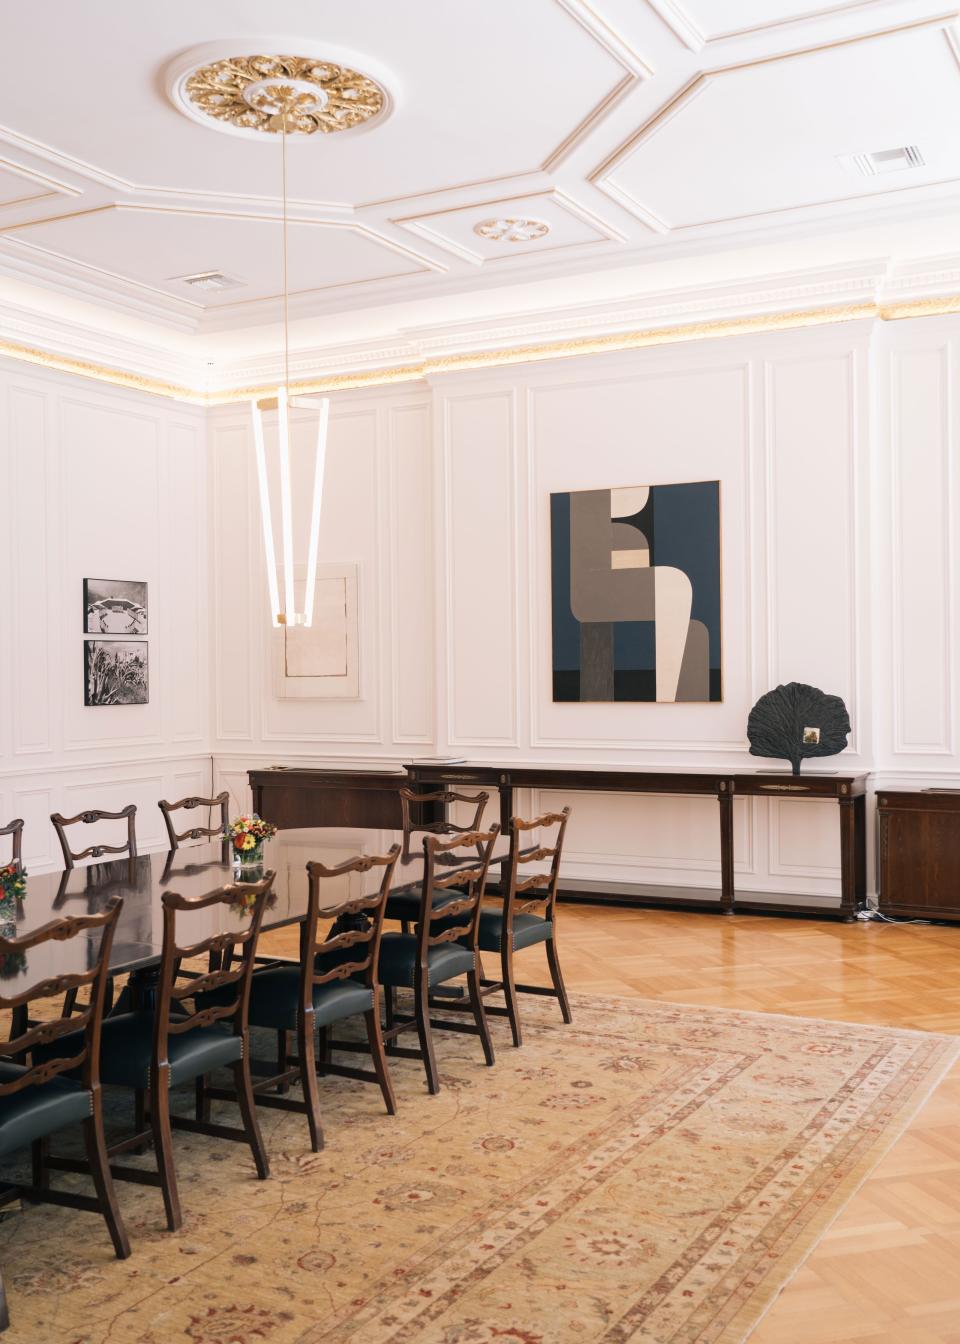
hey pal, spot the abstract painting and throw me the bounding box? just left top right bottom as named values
left=551, top=481, right=721, bottom=702
left=84, top=578, right=147, bottom=634
left=84, top=640, right=149, bottom=706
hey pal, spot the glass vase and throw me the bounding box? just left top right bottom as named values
left=234, top=839, right=264, bottom=869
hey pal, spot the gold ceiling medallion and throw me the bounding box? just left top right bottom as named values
left=184, top=55, right=385, bottom=135
left=475, top=217, right=550, bottom=243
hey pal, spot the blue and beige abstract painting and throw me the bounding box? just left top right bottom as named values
left=550, top=481, right=722, bottom=702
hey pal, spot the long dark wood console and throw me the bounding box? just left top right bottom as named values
left=249, top=763, right=868, bottom=920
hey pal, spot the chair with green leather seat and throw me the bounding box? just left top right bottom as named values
left=42, top=874, right=275, bottom=1232
left=476, top=808, right=572, bottom=1047
left=380, top=826, right=499, bottom=1094
left=0, top=896, right=128, bottom=1333
left=386, top=789, right=490, bottom=932
left=202, top=845, right=401, bottom=1152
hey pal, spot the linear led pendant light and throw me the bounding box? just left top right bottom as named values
left=249, top=80, right=330, bottom=628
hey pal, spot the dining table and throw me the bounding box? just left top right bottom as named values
left=0, top=826, right=506, bottom=1001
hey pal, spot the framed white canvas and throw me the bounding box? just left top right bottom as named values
left=272, top=563, right=360, bottom=700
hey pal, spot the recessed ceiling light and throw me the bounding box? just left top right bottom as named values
left=838, top=145, right=924, bottom=178
left=474, top=217, right=550, bottom=243
left=172, top=270, right=246, bottom=292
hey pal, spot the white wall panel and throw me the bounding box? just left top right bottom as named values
left=0, top=358, right=210, bottom=872
left=891, top=344, right=954, bottom=755
left=440, top=388, right=518, bottom=747
left=389, top=403, right=434, bottom=745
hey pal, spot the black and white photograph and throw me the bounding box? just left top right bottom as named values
left=83, top=639, right=149, bottom=706
left=83, top=577, right=148, bottom=634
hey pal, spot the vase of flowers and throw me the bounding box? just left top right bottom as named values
left=225, top=815, right=277, bottom=869
left=0, top=863, right=25, bottom=907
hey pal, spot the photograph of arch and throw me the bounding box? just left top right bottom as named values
left=83, top=577, right=148, bottom=635
left=550, top=481, right=721, bottom=703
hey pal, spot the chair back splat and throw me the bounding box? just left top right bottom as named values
left=159, top=876, right=274, bottom=1045
left=158, top=792, right=230, bottom=851
left=50, top=806, right=137, bottom=870
left=0, top=818, right=23, bottom=873
left=419, top=826, right=500, bottom=963
left=0, top=897, right=123, bottom=1097
left=307, top=847, right=401, bottom=995
left=0, top=894, right=130, bottom=1320
left=399, top=788, right=489, bottom=854
left=504, top=807, right=571, bottom=927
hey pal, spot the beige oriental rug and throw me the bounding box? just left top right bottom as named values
left=0, top=994, right=956, bottom=1344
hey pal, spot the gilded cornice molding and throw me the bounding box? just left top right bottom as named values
left=1, top=295, right=958, bottom=405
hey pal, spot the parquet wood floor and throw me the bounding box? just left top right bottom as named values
left=260, top=904, right=960, bottom=1344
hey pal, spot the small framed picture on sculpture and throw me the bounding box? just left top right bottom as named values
left=84, top=640, right=149, bottom=706
left=83, top=578, right=148, bottom=635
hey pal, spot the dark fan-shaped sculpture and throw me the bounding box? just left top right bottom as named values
left=747, top=682, right=850, bottom=775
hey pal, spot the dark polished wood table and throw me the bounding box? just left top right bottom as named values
left=0, top=827, right=479, bottom=996
left=250, top=764, right=868, bottom=920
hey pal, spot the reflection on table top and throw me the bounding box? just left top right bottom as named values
left=0, top=826, right=501, bottom=998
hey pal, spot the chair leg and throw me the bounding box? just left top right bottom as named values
left=546, top=936, right=572, bottom=1023
left=233, top=1057, right=270, bottom=1180
left=298, top=1013, right=324, bottom=1154
left=149, top=1075, right=182, bottom=1232
left=62, top=987, right=79, bottom=1018
left=0, top=1269, right=8, bottom=1333
left=30, top=1137, right=49, bottom=1191
left=384, top=985, right=398, bottom=1054
left=414, top=977, right=440, bottom=1095
left=194, top=1074, right=210, bottom=1123
left=276, top=1030, right=289, bottom=1094
left=467, top=967, right=496, bottom=1067
left=364, top=997, right=397, bottom=1116
left=83, top=1097, right=131, bottom=1260
left=500, top=943, right=522, bottom=1048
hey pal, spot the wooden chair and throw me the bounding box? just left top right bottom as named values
left=388, top=789, right=490, bottom=929
left=380, top=827, right=499, bottom=1094
left=159, top=793, right=230, bottom=851
left=0, top=897, right=129, bottom=1332
left=478, top=809, right=572, bottom=1046
left=202, top=847, right=401, bottom=1152
left=50, top=806, right=137, bottom=871
left=38, top=875, right=275, bottom=1232
left=0, top=820, right=23, bottom=873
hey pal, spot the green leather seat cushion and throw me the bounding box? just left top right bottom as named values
left=0, top=1062, right=92, bottom=1158
left=477, top=911, right=553, bottom=953
left=378, top=932, right=475, bottom=988
left=199, top=965, right=373, bottom=1032
left=39, top=1013, right=243, bottom=1090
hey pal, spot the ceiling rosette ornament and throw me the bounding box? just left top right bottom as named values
left=181, top=54, right=386, bottom=135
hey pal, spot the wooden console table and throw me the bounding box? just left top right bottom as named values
left=877, top=789, right=960, bottom=922
left=248, top=763, right=867, bottom=920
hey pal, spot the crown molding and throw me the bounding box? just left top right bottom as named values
left=4, top=251, right=960, bottom=404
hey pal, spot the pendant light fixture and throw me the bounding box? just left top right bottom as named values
left=249, top=79, right=331, bottom=628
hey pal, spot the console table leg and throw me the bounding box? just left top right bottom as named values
left=719, top=783, right=735, bottom=914
left=838, top=795, right=859, bottom=921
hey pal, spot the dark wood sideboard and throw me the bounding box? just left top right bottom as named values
left=877, top=790, right=960, bottom=922
left=249, top=763, right=868, bottom=920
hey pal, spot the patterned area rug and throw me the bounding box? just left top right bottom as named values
left=0, top=994, right=956, bottom=1344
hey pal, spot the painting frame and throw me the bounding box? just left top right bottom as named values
left=83, top=577, right=148, bottom=636
left=550, top=479, right=722, bottom=704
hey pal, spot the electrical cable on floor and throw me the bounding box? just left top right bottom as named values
left=856, top=906, right=930, bottom=925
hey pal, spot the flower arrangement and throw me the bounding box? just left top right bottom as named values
left=0, top=864, right=26, bottom=903
left=224, top=815, right=277, bottom=867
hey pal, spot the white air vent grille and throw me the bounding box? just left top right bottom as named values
left=838, top=145, right=924, bottom=177
left=172, top=270, right=246, bottom=291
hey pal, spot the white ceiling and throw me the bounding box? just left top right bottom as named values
left=2, top=0, right=960, bottom=354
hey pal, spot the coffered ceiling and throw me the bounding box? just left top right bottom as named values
left=1, top=0, right=960, bottom=347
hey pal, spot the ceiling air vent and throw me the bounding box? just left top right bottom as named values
left=172, top=270, right=245, bottom=291
left=838, top=145, right=925, bottom=178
